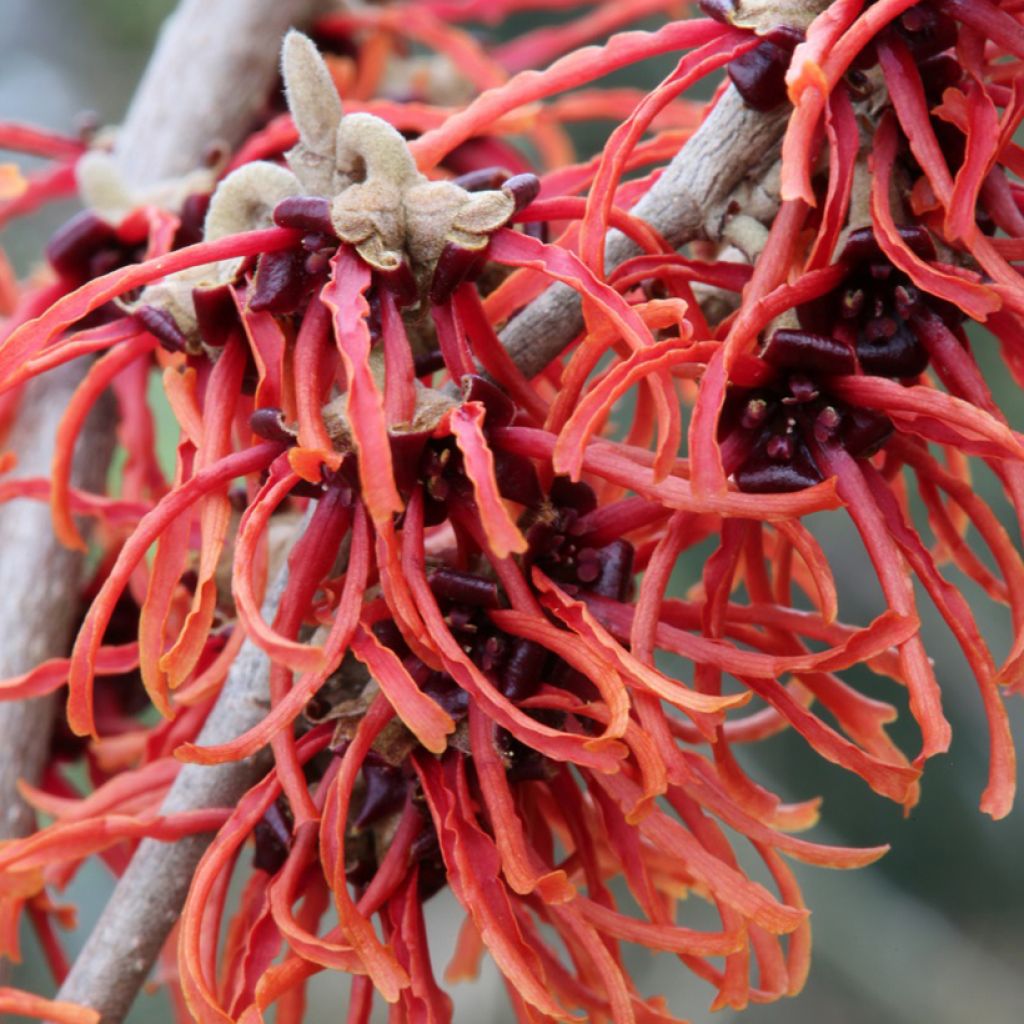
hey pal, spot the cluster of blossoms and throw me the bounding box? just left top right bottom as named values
left=1, top=0, right=1024, bottom=1021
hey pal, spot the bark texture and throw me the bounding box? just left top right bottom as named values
left=499, top=87, right=787, bottom=378
left=0, top=366, right=113, bottom=844
left=112, top=0, right=327, bottom=188
left=54, top=578, right=287, bottom=1023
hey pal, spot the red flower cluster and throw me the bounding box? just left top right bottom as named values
left=1, top=2, right=1024, bottom=1021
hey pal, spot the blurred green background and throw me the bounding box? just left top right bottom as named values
left=3, top=2, right=1024, bottom=1022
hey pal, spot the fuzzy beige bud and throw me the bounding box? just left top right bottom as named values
left=282, top=30, right=343, bottom=156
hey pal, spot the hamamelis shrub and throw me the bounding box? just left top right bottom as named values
left=1, top=0, right=1024, bottom=1021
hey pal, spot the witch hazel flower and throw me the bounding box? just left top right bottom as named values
left=722, top=224, right=946, bottom=495
left=678, top=0, right=1024, bottom=817
left=170, top=456, right=899, bottom=1022
left=0, top=24, right=821, bottom=1021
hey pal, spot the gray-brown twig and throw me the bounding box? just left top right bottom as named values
left=499, top=86, right=788, bottom=378
left=0, top=367, right=113, bottom=850
left=54, top=570, right=289, bottom=1022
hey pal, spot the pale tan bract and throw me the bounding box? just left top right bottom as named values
left=77, top=148, right=215, bottom=224
left=138, top=29, right=519, bottom=346
left=720, top=0, right=832, bottom=33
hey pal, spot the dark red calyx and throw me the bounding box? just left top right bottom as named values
left=501, top=729, right=554, bottom=783
left=841, top=224, right=936, bottom=266
left=429, top=241, right=487, bottom=306
left=421, top=669, right=470, bottom=720
left=698, top=0, right=737, bottom=23
left=727, top=342, right=902, bottom=490
left=355, top=756, right=407, bottom=828
left=586, top=539, right=635, bottom=602
left=273, top=195, right=336, bottom=236
left=378, top=259, right=419, bottom=308
left=502, top=173, right=541, bottom=212
left=550, top=477, right=597, bottom=517
left=520, top=473, right=634, bottom=596
left=414, top=349, right=447, bottom=377
left=133, top=304, right=188, bottom=353
left=192, top=283, right=239, bottom=348
left=499, top=638, right=546, bottom=702
left=797, top=233, right=935, bottom=382
left=46, top=211, right=120, bottom=280
left=389, top=430, right=431, bottom=496
left=372, top=619, right=409, bottom=659
left=493, top=449, right=543, bottom=507
left=249, top=249, right=307, bottom=315
left=840, top=407, right=894, bottom=458
left=250, top=407, right=295, bottom=445
left=893, top=3, right=957, bottom=62
left=411, top=824, right=450, bottom=899
left=452, top=166, right=510, bottom=192
left=762, top=328, right=857, bottom=376
left=728, top=32, right=801, bottom=112
left=253, top=798, right=293, bottom=873
left=734, top=440, right=823, bottom=493
left=462, top=375, right=516, bottom=428
left=172, top=192, right=211, bottom=250
left=918, top=52, right=962, bottom=96
left=428, top=567, right=501, bottom=609
left=857, top=319, right=929, bottom=378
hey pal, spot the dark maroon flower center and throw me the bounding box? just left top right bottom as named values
left=725, top=226, right=964, bottom=493
left=727, top=28, right=803, bottom=112
left=854, top=1, right=959, bottom=70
